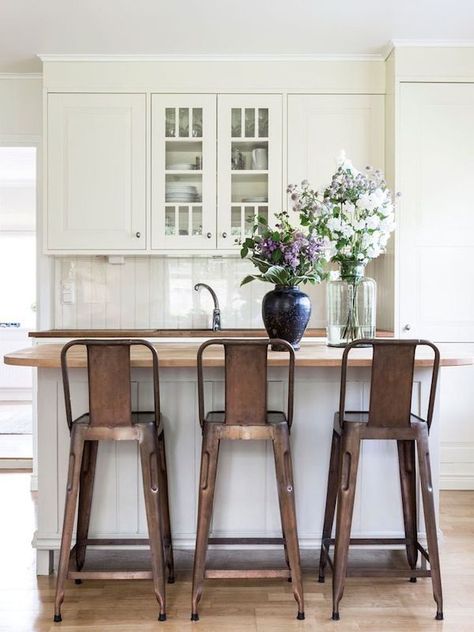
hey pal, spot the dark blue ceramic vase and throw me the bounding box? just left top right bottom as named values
left=262, top=285, right=311, bottom=351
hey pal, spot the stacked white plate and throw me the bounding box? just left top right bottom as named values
left=166, top=183, right=200, bottom=203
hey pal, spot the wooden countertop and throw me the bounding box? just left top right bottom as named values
left=4, top=341, right=472, bottom=369
left=28, top=328, right=394, bottom=339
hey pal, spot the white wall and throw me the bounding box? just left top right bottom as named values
left=0, top=76, right=42, bottom=138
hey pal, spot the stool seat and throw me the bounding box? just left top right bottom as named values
left=206, top=411, right=287, bottom=424
left=334, top=411, right=425, bottom=429
left=74, top=411, right=161, bottom=426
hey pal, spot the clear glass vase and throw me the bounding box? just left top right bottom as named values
left=326, top=260, right=376, bottom=347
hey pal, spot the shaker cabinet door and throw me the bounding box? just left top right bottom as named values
left=399, top=83, right=474, bottom=341
left=47, top=93, right=146, bottom=251
left=287, top=94, right=384, bottom=190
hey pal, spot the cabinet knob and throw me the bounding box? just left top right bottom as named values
left=403, top=324, right=411, bottom=331
left=206, top=232, right=212, bottom=239
left=135, top=232, right=141, bottom=238
left=222, top=232, right=228, bottom=238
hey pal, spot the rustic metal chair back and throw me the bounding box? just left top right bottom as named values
left=54, top=338, right=172, bottom=624
left=61, top=338, right=161, bottom=430
left=338, top=338, right=440, bottom=428
left=197, top=338, right=295, bottom=427
left=192, top=338, right=304, bottom=622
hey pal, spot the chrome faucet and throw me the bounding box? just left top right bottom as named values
left=194, top=283, right=221, bottom=331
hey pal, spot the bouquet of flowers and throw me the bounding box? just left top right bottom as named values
left=288, top=153, right=396, bottom=266
left=240, top=211, right=326, bottom=286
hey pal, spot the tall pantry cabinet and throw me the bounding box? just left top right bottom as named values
left=393, top=51, right=474, bottom=489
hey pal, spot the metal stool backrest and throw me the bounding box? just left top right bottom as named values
left=61, top=339, right=160, bottom=431
left=339, top=339, right=440, bottom=429
left=197, top=338, right=295, bottom=427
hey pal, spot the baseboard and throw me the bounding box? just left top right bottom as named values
left=0, top=458, right=33, bottom=470
left=440, top=475, right=474, bottom=490
left=0, top=389, right=32, bottom=401
left=441, top=441, right=474, bottom=490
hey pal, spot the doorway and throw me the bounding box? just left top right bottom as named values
left=0, top=147, right=36, bottom=467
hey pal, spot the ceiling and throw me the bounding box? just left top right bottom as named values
left=1, top=0, right=474, bottom=72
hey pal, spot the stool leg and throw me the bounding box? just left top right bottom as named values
left=54, top=425, right=85, bottom=622
left=273, top=425, right=305, bottom=620
left=332, top=428, right=361, bottom=621
left=397, top=440, right=418, bottom=580
left=191, top=425, right=220, bottom=621
left=319, top=430, right=341, bottom=583
left=158, top=430, right=175, bottom=583
left=416, top=427, right=443, bottom=620
left=139, top=424, right=167, bottom=621
left=75, top=440, right=99, bottom=580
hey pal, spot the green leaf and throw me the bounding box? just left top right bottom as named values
left=241, top=275, right=258, bottom=286
left=240, top=246, right=248, bottom=259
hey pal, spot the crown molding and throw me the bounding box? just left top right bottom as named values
left=0, top=73, right=42, bottom=79
left=385, top=39, right=474, bottom=59
left=37, top=52, right=385, bottom=63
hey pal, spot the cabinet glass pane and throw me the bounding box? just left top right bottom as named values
left=258, top=109, right=269, bottom=137
left=231, top=207, right=242, bottom=237
left=244, top=206, right=255, bottom=235
left=192, top=207, right=203, bottom=235
left=165, top=206, right=176, bottom=235
left=245, top=109, right=255, bottom=137
left=192, top=108, right=203, bottom=137
left=231, top=108, right=242, bottom=137
left=165, top=141, right=202, bottom=171
left=178, top=109, right=190, bottom=137
left=179, top=206, right=189, bottom=235
left=165, top=108, right=176, bottom=137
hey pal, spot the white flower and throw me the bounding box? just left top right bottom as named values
left=340, top=222, right=355, bottom=238
left=379, top=201, right=393, bottom=218
left=365, top=215, right=380, bottom=230
left=366, top=245, right=381, bottom=259
left=326, top=216, right=343, bottom=232
left=342, top=201, right=356, bottom=216
left=336, top=150, right=358, bottom=173
left=356, top=192, right=373, bottom=211
left=353, top=218, right=366, bottom=231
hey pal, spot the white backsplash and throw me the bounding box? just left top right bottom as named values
left=54, top=256, right=327, bottom=330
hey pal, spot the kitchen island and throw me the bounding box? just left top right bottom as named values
left=5, top=338, right=472, bottom=575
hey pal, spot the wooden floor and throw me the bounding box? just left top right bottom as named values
left=1, top=472, right=473, bottom=632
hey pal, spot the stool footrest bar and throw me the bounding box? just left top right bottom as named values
left=205, top=569, right=291, bottom=579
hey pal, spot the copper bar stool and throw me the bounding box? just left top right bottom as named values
left=318, top=339, right=443, bottom=621
left=190, top=339, right=305, bottom=621
left=53, top=339, right=174, bottom=623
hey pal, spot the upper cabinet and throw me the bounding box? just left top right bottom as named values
left=151, top=93, right=282, bottom=251
left=46, top=93, right=146, bottom=252
left=45, top=91, right=282, bottom=254
left=217, top=95, right=282, bottom=250
left=287, top=94, right=384, bottom=189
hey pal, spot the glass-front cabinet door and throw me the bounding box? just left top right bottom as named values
left=151, top=95, right=216, bottom=249
left=217, top=95, right=282, bottom=250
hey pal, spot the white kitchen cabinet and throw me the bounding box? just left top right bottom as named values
left=398, top=83, right=474, bottom=341
left=217, top=95, right=282, bottom=249
left=287, top=94, right=385, bottom=189
left=151, top=93, right=282, bottom=251
left=46, top=93, right=146, bottom=252
left=287, top=94, right=385, bottom=327
left=151, top=94, right=217, bottom=250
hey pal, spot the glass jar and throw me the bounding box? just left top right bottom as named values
left=326, top=260, right=376, bottom=347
